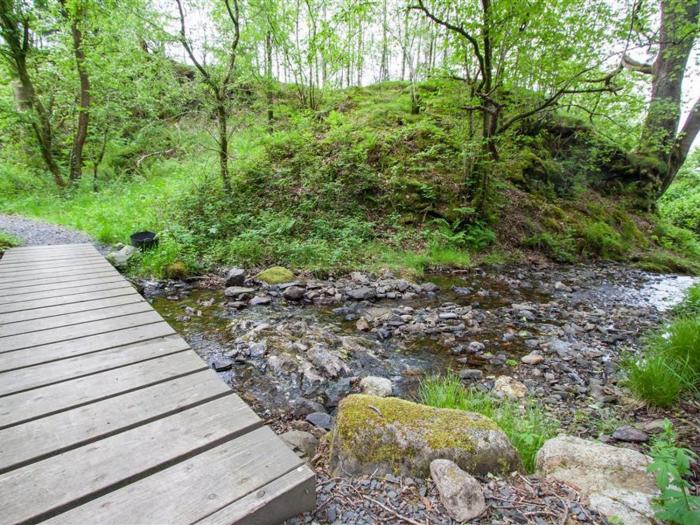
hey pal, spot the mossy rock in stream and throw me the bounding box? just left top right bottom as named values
left=329, top=394, right=522, bottom=477
left=255, top=266, right=295, bottom=284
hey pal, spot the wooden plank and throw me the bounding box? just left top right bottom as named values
left=0, top=264, right=116, bottom=288
left=0, top=269, right=119, bottom=291
left=0, top=300, right=151, bottom=337
left=0, top=351, right=206, bottom=429
left=0, top=322, right=175, bottom=371
left=0, top=253, right=104, bottom=265
left=0, top=280, right=129, bottom=305
left=0, top=294, right=144, bottom=325
left=0, top=369, right=231, bottom=474
left=3, top=243, right=93, bottom=252
left=0, top=334, right=189, bottom=393
left=0, top=310, right=164, bottom=352
left=202, top=465, right=316, bottom=525
left=0, top=283, right=136, bottom=314
left=0, top=258, right=111, bottom=275
left=0, top=275, right=126, bottom=299
left=0, top=255, right=106, bottom=269
left=43, top=427, right=309, bottom=525
left=0, top=248, right=98, bottom=263
left=0, top=396, right=262, bottom=524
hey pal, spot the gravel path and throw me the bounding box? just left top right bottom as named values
left=0, top=214, right=105, bottom=249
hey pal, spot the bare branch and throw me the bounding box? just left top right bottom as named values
left=622, top=54, right=653, bottom=74
left=173, top=0, right=216, bottom=90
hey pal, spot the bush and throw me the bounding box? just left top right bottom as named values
left=419, top=375, right=558, bottom=472
left=0, top=232, right=20, bottom=254
left=582, top=221, right=626, bottom=258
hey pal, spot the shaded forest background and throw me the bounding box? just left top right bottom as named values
left=0, top=0, right=699, bottom=276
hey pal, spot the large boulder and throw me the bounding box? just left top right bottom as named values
left=255, top=266, right=295, bottom=284
left=536, top=435, right=659, bottom=525
left=329, top=394, right=521, bottom=477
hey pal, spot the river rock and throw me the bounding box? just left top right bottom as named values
left=430, top=459, right=486, bottom=522
left=306, top=411, right=333, bottom=430
left=307, top=344, right=350, bottom=378
left=291, top=398, right=326, bottom=418
left=612, top=426, right=649, bottom=443
left=356, top=317, right=370, bottom=331
left=330, top=395, right=521, bottom=477
left=106, top=245, right=136, bottom=268
left=249, top=295, right=272, bottom=306
left=255, top=266, right=295, bottom=284
left=521, top=352, right=544, bottom=365
left=347, top=286, right=376, bottom=301
left=536, top=435, right=658, bottom=525
left=283, top=285, right=306, bottom=300
left=281, top=430, right=319, bottom=459
left=493, top=376, right=528, bottom=399
left=359, top=376, right=393, bottom=397
left=224, top=286, right=256, bottom=298
left=225, top=268, right=246, bottom=286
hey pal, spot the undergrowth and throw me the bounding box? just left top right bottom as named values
left=419, top=375, right=558, bottom=472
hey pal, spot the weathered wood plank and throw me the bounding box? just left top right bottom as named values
left=0, top=351, right=206, bottom=429
left=0, top=256, right=106, bottom=271
left=2, top=243, right=93, bottom=252
left=0, top=310, right=164, bottom=352
left=43, top=427, right=309, bottom=525
left=0, top=322, right=176, bottom=371
left=0, top=300, right=151, bottom=337
left=201, top=465, right=316, bottom=525
left=0, top=259, right=112, bottom=276
left=0, top=334, right=189, bottom=393
left=0, top=369, right=231, bottom=474
left=0, top=396, right=262, bottom=524
left=0, top=266, right=116, bottom=287
left=0, top=284, right=136, bottom=314
left=0, top=253, right=104, bottom=265
left=0, top=270, right=119, bottom=293
left=0, top=275, right=126, bottom=299
left=0, top=294, right=144, bottom=325
left=0, top=248, right=98, bottom=263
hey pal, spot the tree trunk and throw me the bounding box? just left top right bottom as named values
left=216, top=101, right=232, bottom=193
left=265, top=30, right=274, bottom=131
left=67, top=13, right=90, bottom=182
left=636, top=0, right=700, bottom=196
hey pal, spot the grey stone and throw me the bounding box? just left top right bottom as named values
left=356, top=317, right=370, bottom=331
left=306, top=411, right=333, bottom=430
left=225, top=268, right=246, bottom=286
left=459, top=368, right=483, bottom=380
left=612, top=426, right=649, bottom=443
left=283, top=286, right=306, bottom=300
left=346, top=286, right=376, bottom=301
left=536, top=435, right=658, bottom=525
left=521, top=352, right=544, bottom=365
left=421, top=282, right=440, bottom=293
left=359, top=376, right=393, bottom=397
left=291, top=398, right=326, bottom=418
left=224, top=286, right=256, bottom=298
left=307, top=344, right=350, bottom=378
left=106, top=245, right=136, bottom=268
left=249, top=295, right=272, bottom=306
left=281, top=430, right=319, bottom=459
left=210, top=357, right=232, bottom=372
left=430, top=459, right=486, bottom=522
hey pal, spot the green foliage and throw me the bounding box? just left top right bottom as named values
left=647, top=421, right=700, bottom=524
left=0, top=232, right=21, bottom=254
left=581, top=221, right=627, bottom=258
left=419, top=375, right=558, bottom=472
left=523, top=232, right=576, bottom=263
left=660, top=150, right=700, bottom=235
left=623, top=287, right=700, bottom=406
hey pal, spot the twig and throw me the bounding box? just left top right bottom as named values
left=361, top=494, right=425, bottom=525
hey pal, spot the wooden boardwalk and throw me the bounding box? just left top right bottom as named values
left=0, top=244, right=315, bottom=525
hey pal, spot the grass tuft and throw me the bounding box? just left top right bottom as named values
left=419, top=375, right=558, bottom=472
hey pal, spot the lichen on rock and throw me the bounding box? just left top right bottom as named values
left=330, top=394, right=522, bottom=477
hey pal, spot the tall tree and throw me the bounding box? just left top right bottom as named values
left=624, top=0, right=700, bottom=198
left=0, top=0, right=65, bottom=186
left=174, top=0, right=241, bottom=191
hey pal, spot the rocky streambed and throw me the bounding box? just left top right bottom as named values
left=140, top=262, right=697, bottom=524
left=144, top=263, right=695, bottom=430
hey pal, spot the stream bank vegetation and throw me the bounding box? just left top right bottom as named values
left=0, top=0, right=699, bottom=278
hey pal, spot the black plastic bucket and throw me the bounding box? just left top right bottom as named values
left=130, top=231, right=158, bottom=250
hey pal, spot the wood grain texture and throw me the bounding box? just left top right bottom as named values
left=0, top=369, right=231, bottom=474
left=0, top=268, right=118, bottom=289
left=0, top=284, right=137, bottom=314
left=0, top=351, right=206, bottom=429
left=0, top=334, right=190, bottom=394
left=44, top=428, right=309, bottom=525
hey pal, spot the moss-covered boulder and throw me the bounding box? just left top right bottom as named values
left=330, top=395, right=522, bottom=477
left=255, top=266, right=295, bottom=284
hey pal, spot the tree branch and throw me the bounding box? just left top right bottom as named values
left=221, top=0, right=240, bottom=87
left=622, top=54, right=653, bottom=74
left=676, top=96, right=700, bottom=163
left=173, top=0, right=216, bottom=91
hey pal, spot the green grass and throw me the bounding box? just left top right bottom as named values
left=0, top=232, right=21, bottom=254
left=419, top=375, right=558, bottom=472
left=623, top=287, right=700, bottom=406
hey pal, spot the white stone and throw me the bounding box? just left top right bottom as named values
left=521, top=352, right=544, bottom=365
left=493, top=375, right=528, bottom=398
left=536, top=435, right=659, bottom=525
left=359, top=376, right=393, bottom=397
left=430, top=459, right=486, bottom=522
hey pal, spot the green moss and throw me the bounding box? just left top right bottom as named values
left=334, top=394, right=498, bottom=470
left=164, top=261, right=188, bottom=279
left=255, top=266, right=295, bottom=284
